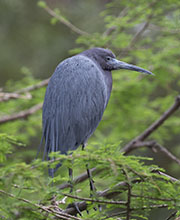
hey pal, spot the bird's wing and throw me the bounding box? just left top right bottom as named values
left=42, top=55, right=107, bottom=156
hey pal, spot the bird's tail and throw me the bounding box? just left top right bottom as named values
left=41, top=119, right=62, bottom=177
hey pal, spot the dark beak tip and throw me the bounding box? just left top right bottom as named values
left=149, top=72, right=155, bottom=76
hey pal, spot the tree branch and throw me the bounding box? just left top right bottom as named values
left=0, top=78, right=49, bottom=103
left=166, top=211, right=177, bottom=220
left=128, top=13, right=153, bottom=48
left=16, top=78, right=49, bottom=94
left=4, top=169, right=178, bottom=217
left=122, top=95, right=180, bottom=154
left=102, top=7, right=128, bottom=37
left=56, top=95, right=180, bottom=215
left=0, top=189, right=82, bottom=220
left=62, top=193, right=126, bottom=205
left=132, top=140, right=180, bottom=165
left=0, top=92, right=32, bottom=102
left=0, top=103, right=43, bottom=125
left=44, top=5, right=89, bottom=36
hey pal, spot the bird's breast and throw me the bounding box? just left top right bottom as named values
left=102, top=70, right=112, bottom=106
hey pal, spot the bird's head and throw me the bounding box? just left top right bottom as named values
left=82, top=47, right=154, bottom=75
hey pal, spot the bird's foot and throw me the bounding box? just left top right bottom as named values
left=68, top=180, right=74, bottom=193
left=86, top=164, right=102, bottom=212
left=66, top=202, right=82, bottom=216
left=68, top=167, right=74, bottom=193
left=86, top=164, right=96, bottom=196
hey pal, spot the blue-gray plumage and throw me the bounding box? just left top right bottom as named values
left=42, top=47, right=153, bottom=177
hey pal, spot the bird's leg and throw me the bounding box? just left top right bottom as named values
left=82, top=143, right=96, bottom=196
left=86, top=164, right=96, bottom=196
left=82, top=143, right=101, bottom=211
left=67, top=168, right=82, bottom=216
left=68, top=167, right=73, bottom=193
left=82, top=143, right=85, bottom=151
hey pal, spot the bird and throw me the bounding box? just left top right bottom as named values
left=41, top=47, right=153, bottom=178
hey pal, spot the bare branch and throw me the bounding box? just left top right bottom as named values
left=128, top=13, right=153, bottom=48
left=64, top=184, right=171, bottom=216
left=0, top=78, right=49, bottom=103
left=132, top=204, right=169, bottom=210
left=0, top=103, right=43, bottom=125
left=151, top=170, right=180, bottom=183
left=132, top=140, right=180, bottom=166
left=0, top=92, right=32, bottom=102
left=165, top=211, right=177, bottom=220
left=102, top=204, right=169, bottom=220
left=131, top=194, right=173, bottom=202
left=62, top=193, right=126, bottom=205
left=122, top=95, right=180, bottom=154
left=0, top=189, right=82, bottom=220
left=4, top=169, right=178, bottom=217
left=44, top=5, right=89, bottom=36
left=103, top=7, right=128, bottom=37
left=57, top=95, right=180, bottom=215
left=124, top=170, right=131, bottom=220
left=16, top=78, right=49, bottom=94
left=62, top=164, right=180, bottom=215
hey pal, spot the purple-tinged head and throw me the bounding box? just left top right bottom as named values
left=81, top=47, right=154, bottom=75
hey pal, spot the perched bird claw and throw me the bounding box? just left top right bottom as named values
left=66, top=202, right=82, bottom=216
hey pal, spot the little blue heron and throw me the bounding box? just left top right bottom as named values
left=41, top=47, right=153, bottom=179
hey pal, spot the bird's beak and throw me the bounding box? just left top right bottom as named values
left=112, top=58, right=155, bottom=75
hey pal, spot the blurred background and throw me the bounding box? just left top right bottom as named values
left=0, top=0, right=107, bottom=85
left=0, top=0, right=180, bottom=219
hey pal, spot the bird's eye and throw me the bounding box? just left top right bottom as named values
left=106, top=57, right=111, bottom=61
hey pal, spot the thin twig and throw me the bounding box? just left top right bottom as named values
left=64, top=168, right=179, bottom=215
left=127, top=184, right=131, bottom=220
left=0, top=189, right=82, bottom=220
left=62, top=193, right=126, bottom=205
left=44, top=5, right=89, bottom=36
left=131, top=194, right=173, bottom=202
left=165, top=211, right=177, bottom=220
left=122, top=95, right=180, bottom=154
left=151, top=170, right=180, bottom=183
left=102, top=204, right=169, bottom=219
left=0, top=78, right=49, bottom=103
left=129, top=13, right=153, bottom=48
left=16, top=78, right=49, bottom=94
left=132, top=204, right=168, bottom=210
left=103, top=7, right=128, bottom=37
left=123, top=168, right=131, bottom=220
left=0, top=103, right=43, bottom=125
left=132, top=140, right=180, bottom=165
left=0, top=92, right=32, bottom=102
left=58, top=96, right=180, bottom=215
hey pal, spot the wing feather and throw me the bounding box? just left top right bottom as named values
left=42, top=55, right=107, bottom=156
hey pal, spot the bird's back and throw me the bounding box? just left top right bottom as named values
left=42, top=55, right=108, bottom=160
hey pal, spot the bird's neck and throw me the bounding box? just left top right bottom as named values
left=103, top=70, right=112, bottom=106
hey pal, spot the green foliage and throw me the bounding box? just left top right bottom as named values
left=74, top=0, right=180, bottom=146
left=0, top=133, right=25, bottom=162
left=37, top=1, right=47, bottom=9
left=1, top=142, right=180, bottom=219
left=1, top=0, right=180, bottom=219
left=0, top=69, right=44, bottom=144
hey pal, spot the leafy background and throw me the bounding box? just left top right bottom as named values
left=0, top=0, right=180, bottom=219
